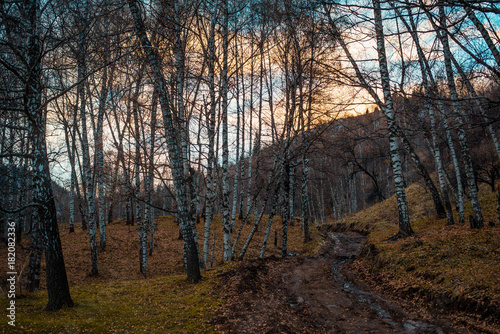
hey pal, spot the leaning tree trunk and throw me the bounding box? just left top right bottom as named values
left=464, top=6, right=500, bottom=68
left=127, top=0, right=201, bottom=283
left=394, top=3, right=455, bottom=224
left=398, top=130, right=446, bottom=219
left=437, top=5, right=483, bottom=228
left=449, top=53, right=500, bottom=159
left=372, top=0, right=413, bottom=237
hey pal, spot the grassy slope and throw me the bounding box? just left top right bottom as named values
left=332, top=182, right=500, bottom=329
left=1, top=215, right=322, bottom=333
left=3, top=270, right=224, bottom=334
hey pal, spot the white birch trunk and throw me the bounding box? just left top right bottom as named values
left=464, top=6, right=500, bottom=68
left=372, top=0, right=413, bottom=236
left=24, top=0, right=73, bottom=309
left=132, top=72, right=147, bottom=277
left=324, top=2, right=413, bottom=236
left=78, top=39, right=99, bottom=275
left=221, top=0, right=231, bottom=261
left=246, top=41, right=254, bottom=218
left=96, top=62, right=109, bottom=250
left=396, top=3, right=455, bottom=224
left=230, top=36, right=241, bottom=230
left=437, top=5, right=483, bottom=228
left=127, top=0, right=201, bottom=282
left=146, top=89, right=158, bottom=254
left=202, top=1, right=218, bottom=268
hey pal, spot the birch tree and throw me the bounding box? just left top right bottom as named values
left=323, top=1, right=413, bottom=237
left=202, top=0, right=218, bottom=267
left=221, top=0, right=232, bottom=261
left=0, top=0, right=74, bottom=310
left=433, top=4, right=484, bottom=228
left=127, top=0, right=201, bottom=283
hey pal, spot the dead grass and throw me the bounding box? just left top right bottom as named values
left=1, top=268, right=225, bottom=334
left=0, top=213, right=322, bottom=333
left=333, top=182, right=500, bottom=328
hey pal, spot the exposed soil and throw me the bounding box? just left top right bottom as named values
left=212, top=232, right=476, bottom=333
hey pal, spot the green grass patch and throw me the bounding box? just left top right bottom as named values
left=1, top=267, right=230, bottom=334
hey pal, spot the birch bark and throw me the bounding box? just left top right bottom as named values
left=77, top=24, right=99, bottom=275
left=436, top=5, right=483, bottom=228
left=127, top=0, right=201, bottom=282
left=202, top=0, right=218, bottom=267
left=372, top=0, right=413, bottom=236
left=464, top=6, right=500, bottom=68
left=95, top=61, right=109, bottom=250
left=221, top=0, right=232, bottom=261
left=324, top=2, right=413, bottom=236
left=394, top=3, right=455, bottom=224
left=132, top=70, right=147, bottom=277
left=24, top=0, right=73, bottom=309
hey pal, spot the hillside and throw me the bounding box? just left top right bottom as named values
left=327, top=182, right=500, bottom=332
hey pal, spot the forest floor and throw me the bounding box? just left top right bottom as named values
left=212, top=183, right=499, bottom=333
left=212, top=231, right=480, bottom=334
left=1, top=184, right=498, bottom=333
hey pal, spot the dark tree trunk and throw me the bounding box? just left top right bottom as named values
left=24, top=0, right=73, bottom=310
left=26, top=212, right=43, bottom=292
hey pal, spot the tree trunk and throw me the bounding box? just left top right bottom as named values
left=372, top=0, right=413, bottom=237
left=133, top=70, right=147, bottom=277
left=394, top=2, right=455, bottom=224
left=96, top=59, right=109, bottom=250
left=202, top=1, right=218, bottom=268
left=399, top=131, right=446, bottom=219
left=221, top=0, right=232, bottom=261
left=26, top=1, right=73, bottom=305
left=127, top=0, right=201, bottom=283
left=146, top=88, right=158, bottom=255
left=464, top=6, right=500, bottom=68
left=26, top=212, right=43, bottom=292
left=437, top=5, right=483, bottom=228
left=78, top=41, right=99, bottom=275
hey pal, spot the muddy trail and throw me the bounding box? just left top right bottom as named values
left=212, top=232, right=474, bottom=333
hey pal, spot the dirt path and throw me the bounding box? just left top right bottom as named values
left=213, top=232, right=473, bottom=333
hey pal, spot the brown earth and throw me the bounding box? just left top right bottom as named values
left=1, top=219, right=495, bottom=333
left=212, top=232, right=479, bottom=333
left=0, top=215, right=318, bottom=294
